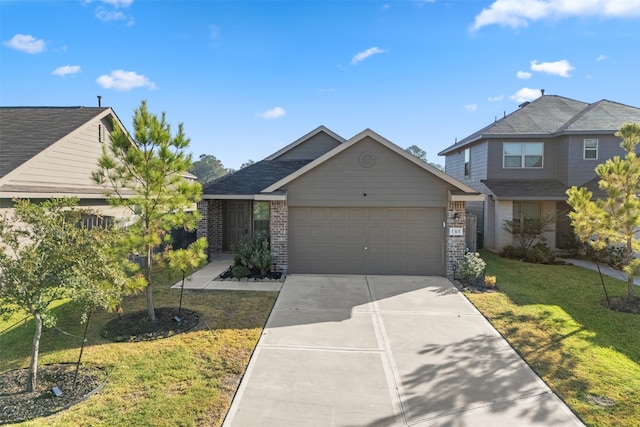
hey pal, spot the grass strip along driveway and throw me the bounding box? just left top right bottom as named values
left=466, top=250, right=640, bottom=427
left=0, top=269, right=277, bottom=427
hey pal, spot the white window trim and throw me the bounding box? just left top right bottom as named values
left=464, top=148, right=470, bottom=177
left=503, top=142, right=544, bottom=169
left=583, top=138, right=598, bottom=160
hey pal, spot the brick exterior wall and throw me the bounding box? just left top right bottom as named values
left=446, top=201, right=466, bottom=278
left=269, top=200, right=288, bottom=274
left=196, top=201, right=208, bottom=241
left=209, top=200, right=223, bottom=256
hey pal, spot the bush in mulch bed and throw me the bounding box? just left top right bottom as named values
left=0, top=363, right=105, bottom=425
left=101, top=307, right=199, bottom=342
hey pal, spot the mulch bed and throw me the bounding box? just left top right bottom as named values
left=101, top=307, right=200, bottom=342
left=219, top=268, right=283, bottom=281
left=607, top=296, right=640, bottom=315
left=0, top=364, right=105, bottom=425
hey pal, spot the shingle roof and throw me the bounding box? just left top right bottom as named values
left=202, top=159, right=312, bottom=195
left=438, top=95, right=640, bottom=155
left=0, top=106, right=108, bottom=179
left=482, top=179, right=569, bottom=200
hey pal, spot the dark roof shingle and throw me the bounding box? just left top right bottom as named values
left=0, top=106, right=108, bottom=179
left=482, top=179, right=569, bottom=200
left=202, top=159, right=312, bottom=195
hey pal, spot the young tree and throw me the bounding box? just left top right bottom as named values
left=166, top=237, right=208, bottom=315
left=92, top=100, right=204, bottom=320
left=0, top=198, right=136, bottom=392
left=567, top=123, right=640, bottom=302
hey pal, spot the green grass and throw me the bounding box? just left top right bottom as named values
left=466, top=250, right=640, bottom=427
left=0, top=269, right=278, bottom=426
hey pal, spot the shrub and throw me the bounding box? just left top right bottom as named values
left=457, top=252, right=486, bottom=282
left=501, top=240, right=553, bottom=264
left=484, top=275, right=497, bottom=289
left=233, top=235, right=274, bottom=277
left=232, top=264, right=250, bottom=279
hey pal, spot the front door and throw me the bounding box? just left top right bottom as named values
left=224, top=201, right=250, bottom=251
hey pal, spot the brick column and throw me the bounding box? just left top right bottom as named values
left=446, top=201, right=466, bottom=278
left=270, top=200, right=288, bottom=274
left=209, top=200, right=223, bottom=256
left=196, top=200, right=209, bottom=256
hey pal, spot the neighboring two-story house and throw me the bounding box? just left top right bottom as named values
left=438, top=94, right=640, bottom=252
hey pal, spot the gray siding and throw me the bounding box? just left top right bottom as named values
left=444, top=142, right=487, bottom=192
left=285, top=136, right=453, bottom=208
left=486, top=138, right=558, bottom=180
left=566, top=134, right=628, bottom=186
left=274, top=132, right=341, bottom=160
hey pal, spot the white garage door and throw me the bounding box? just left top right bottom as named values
left=289, top=207, right=444, bottom=275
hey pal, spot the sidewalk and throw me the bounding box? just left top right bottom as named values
left=170, top=255, right=283, bottom=291
left=564, top=258, right=640, bottom=287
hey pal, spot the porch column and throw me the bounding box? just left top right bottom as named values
left=446, top=201, right=466, bottom=279
left=270, top=200, right=288, bottom=274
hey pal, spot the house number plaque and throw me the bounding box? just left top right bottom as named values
left=449, top=227, right=463, bottom=236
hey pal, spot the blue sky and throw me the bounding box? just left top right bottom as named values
left=2, top=0, right=639, bottom=169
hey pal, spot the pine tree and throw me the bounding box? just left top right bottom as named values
left=93, top=100, right=204, bottom=320
left=567, top=123, right=640, bottom=302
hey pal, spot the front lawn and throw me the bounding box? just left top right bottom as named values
left=0, top=269, right=278, bottom=426
left=466, top=250, right=640, bottom=427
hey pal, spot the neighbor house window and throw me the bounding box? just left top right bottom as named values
left=503, top=142, right=543, bottom=168
left=253, top=201, right=270, bottom=238
left=513, top=202, right=541, bottom=230
left=464, top=148, right=470, bottom=177
left=584, top=139, right=598, bottom=160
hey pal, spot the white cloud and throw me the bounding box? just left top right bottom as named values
left=52, top=65, right=81, bottom=76
left=209, top=25, right=220, bottom=39
left=3, top=34, right=45, bottom=54
left=510, top=87, right=541, bottom=103
left=530, top=59, right=574, bottom=77
left=96, top=70, right=157, bottom=91
left=471, top=0, right=640, bottom=31
left=488, top=95, right=504, bottom=102
left=351, top=47, right=386, bottom=65
left=596, top=54, right=608, bottom=61
left=85, top=0, right=133, bottom=7
left=258, top=107, right=286, bottom=120
left=517, top=70, right=532, bottom=79
left=465, top=104, right=478, bottom=111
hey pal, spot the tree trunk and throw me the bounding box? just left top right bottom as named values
left=627, top=240, right=635, bottom=302
left=28, top=312, right=43, bottom=392
left=146, top=244, right=156, bottom=320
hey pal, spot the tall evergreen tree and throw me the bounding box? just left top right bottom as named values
left=567, top=123, right=640, bottom=302
left=93, top=100, right=204, bottom=320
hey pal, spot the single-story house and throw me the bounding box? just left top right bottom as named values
left=198, top=126, right=482, bottom=277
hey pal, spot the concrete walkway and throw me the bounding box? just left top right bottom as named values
left=223, top=275, right=584, bottom=427
left=170, top=255, right=283, bottom=291
left=564, top=258, right=640, bottom=287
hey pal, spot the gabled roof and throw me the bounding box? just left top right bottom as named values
left=265, top=125, right=345, bottom=160
left=202, top=159, right=312, bottom=197
left=0, top=106, right=110, bottom=179
left=438, top=95, right=640, bottom=155
left=263, top=128, right=478, bottom=196
left=202, top=125, right=343, bottom=198
left=482, top=179, right=568, bottom=200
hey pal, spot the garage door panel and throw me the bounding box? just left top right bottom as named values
left=289, top=207, right=444, bottom=275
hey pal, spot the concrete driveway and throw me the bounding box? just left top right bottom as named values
left=223, top=275, right=584, bottom=427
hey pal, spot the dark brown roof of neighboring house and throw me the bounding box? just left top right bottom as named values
left=438, top=95, right=640, bottom=155
left=482, top=179, right=569, bottom=200
left=202, top=159, right=313, bottom=195
left=0, top=106, right=109, bottom=179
